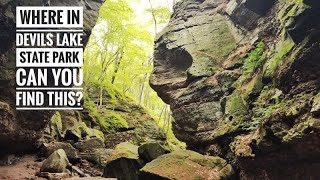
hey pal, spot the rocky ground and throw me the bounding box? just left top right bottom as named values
left=0, top=155, right=40, bottom=179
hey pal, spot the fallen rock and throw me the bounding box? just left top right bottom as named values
left=80, top=148, right=113, bottom=167
left=103, top=142, right=144, bottom=180
left=41, top=142, right=79, bottom=161
left=36, top=172, right=71, bottom=180
left=40, top=149, right=70, bottom=173
left=71, top=165, right=87, bottom=177
left=139, top=150, right=234, bottom=180
left=74, top=138, right=105, bottom=152
left=65, top=129, right=82, bottom=142
left=138, top=142, right=169, bottom=163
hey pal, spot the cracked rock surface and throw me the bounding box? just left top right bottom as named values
left=151, top=0, right=320, bottom=179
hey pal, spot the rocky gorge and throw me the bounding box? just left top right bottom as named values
left=0, top=0, right=319, bottom=180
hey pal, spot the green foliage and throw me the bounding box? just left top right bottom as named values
left=83, top=0, right=184, bottom=148
left=166, top=128, right=186, bottom=150
left=242, top=42, right=265, bottom=73
left=102, top=111, right=129, bottom=132
left=50, top=112, right=62, bottom=130
left=145, top=5, right=172, bottom=30
left=264, top=31, right=294, bottom=79
left=234, top=42, right=266, bottom=87
left=244, top=86, right=283, bottom=131
left=278, top=0, right=308, bottom=24
left=84, top=93, right=129, bottom=134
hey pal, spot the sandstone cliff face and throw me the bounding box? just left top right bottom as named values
left=151, top=0, right=320, bottom=179
left=0, top=0, right=103, bottom=152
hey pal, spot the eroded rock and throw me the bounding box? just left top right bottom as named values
left=151, top=0, right=320, bottom=179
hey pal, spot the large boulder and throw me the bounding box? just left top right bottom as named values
left=40, top=149, right=70, bottom=173
left=103, top=142, right=144, bottom=180
left=139, top=150, right=234, bottom=180
left=150, top=0, right=245, bottom=146
left=138, top=142, right=169, bottom=163
left=80, top=148, right=113, bottom=167
left=74, top=137, right=105, bottom=152
left=151, top=0, right=320, bottom=179
left=41, top=142, right=79, bottom=161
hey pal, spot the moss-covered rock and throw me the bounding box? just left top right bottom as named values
left=50, top=112, right=63, bottom=139
left=140, top=150, right=234, bottom=180
left=84, top=84, right=166, bottom=148
left=80, top=148, right=113, bottom=167
left=103, top=142, right=144, bottom=180
left=149, top=0, right=320, bottom=178
left=74, top=137, right=105, bottom=152
left=60, top=110, right=81, bottom=133
left=138, top=142, right=170, bottom=163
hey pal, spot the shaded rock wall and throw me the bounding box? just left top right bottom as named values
left=0, top=0, right=103, bottom=152
left=151, top=0, right=320, bottom=179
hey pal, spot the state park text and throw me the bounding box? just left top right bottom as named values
left=16, top=6, right=84, bottom=110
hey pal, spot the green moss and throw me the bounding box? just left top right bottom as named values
left=283, top=117, right=318, bottom=142
left=214, top=91, right=251, bottom=137
left=84, top=94, right=128, bottom=134
left=243, top=86, right=283, bottom=131
left=109, top=142, right=139, bottom=161
left=50, top=112, right=63, bottom=138
left=278, top=0, right=308, bottom=24
left=74, top=122, right=105, bottom=140
left=51, top=112, right=62, bottom=130
left=140, top=150, right=234, bottom=180
left=241, top=70, right=264, bottom=99
left=234, top=42, right=266, bottom=87
left=264, top=31, right=295, bottom=79
left=225, top=91, right=248, bottom=116
left=101, top=111, right=129, bottom=132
